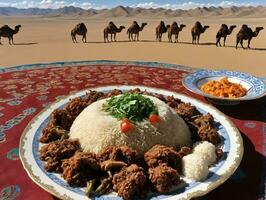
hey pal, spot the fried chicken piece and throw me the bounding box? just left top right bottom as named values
left=128, top=88, right=142, bottom=94
left=84, top=90, right=105, bottom=105
left=98, top=145, right=140, bottom=165
left=198, top=125, right=220, bottom=144
left=175, top=102, right=199, bottom=119
left=62, top=151, right=100, bottom=186
left=148, top=163, right=180, bottom=193
left=144, top=145, right=182, bottom=171
left=193, top=113, right=214, bottom=128
left=39, top=123, right=69, bottom=143
left=192, top=114, right=220, bottom=145
left=106, top=89, right=123, bottom=97
left=166, top=96, right=181, bottom=109
left=64, top=97, right=87, bottom=117
left=112, top=164, right=147, bottom=200
left=49, top=109, right=74, bottom=131
left=177, top=146, right=192, bottom=158
left=39, top=139, right=80, bottom=172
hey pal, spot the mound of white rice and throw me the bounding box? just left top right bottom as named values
left=69, top=95, right=191, bottom=155
left=193, top=141, right=217, bottom=166
left=182, top=154, right=209, bottom=181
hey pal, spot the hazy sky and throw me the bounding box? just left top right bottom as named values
left=0, top=0, right=264, bottom=9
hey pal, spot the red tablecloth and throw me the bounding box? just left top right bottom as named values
left=0, top=61, right=265, bottom=200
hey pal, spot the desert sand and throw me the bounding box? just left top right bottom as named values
left=0, top=16, right=266, bottom=77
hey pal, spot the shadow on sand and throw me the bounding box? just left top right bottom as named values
left=13, top=42, right=38, bottom=46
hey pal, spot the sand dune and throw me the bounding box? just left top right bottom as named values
left=0, top=16, right=265, bottom=77
left=1, top=6, right=266, bottom=18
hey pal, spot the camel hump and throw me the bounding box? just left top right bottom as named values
left=0, top=25, right=10, bottom=29
left=241, top=24, right=248, bottom=29
left=77, top=23, right=86, bottom=30
left=195, top=21, right=202, bottom=27
left=160, top=21, right=165, bottom=25
left=133, top=21, right=139, bottom=27
left=172, top=22, right=178, bottom=26
left=109, top=21, right=114, bottom=25
left=221, top=24, right=228, bottom=28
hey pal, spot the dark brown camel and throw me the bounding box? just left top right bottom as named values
left=127, top=21, right=147, bottom=41
left=0, top=25, right=21, bottom=45
left=167, top=22, right=186, bottom=43
left=155, top=21, right=170, bottom=42
left=191, top=21, right=210, bottom=44
left=216, top=24, right=237, bottom=46
left=104, top=22, right=125, bottom=42
left=71, top=23, right=87, bottom=43
left=236, top=24, right=264, bottom=49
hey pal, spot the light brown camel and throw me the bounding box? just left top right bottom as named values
left=191, top=21, right=210, bottom=44
left=155, top=21, right=170, bottom=42
left=127, top=21, right=147, bottom=41
left=0, top=25, right=21, bottom=45
left=71, top=23, right=87, bottom=43
left=216, top=24, right=237, bottom=46
left=167, top=22, right=186, bottom=43
left=236, top=24, right=264, bottom=49
left=104, top=21, right=125, bottom=42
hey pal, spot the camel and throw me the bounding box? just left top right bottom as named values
left=167, top=22, right=186, bottom=43
left=236, top=24, right=264, bottom=49
left=0, top=25, right=21, bottom=45
left=104, top=22, right=125, bottom=42
left=155, top=21, right=170, bottom=42
left=127, top=21, right=147, bottom=41
left=216, top=24, right=237, bottom=46
left=71, top=23, right=87, bottom=43
left=191, top=21, right=210, bottom=44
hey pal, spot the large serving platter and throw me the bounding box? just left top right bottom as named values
left=19, top=85, right=243, bottom=200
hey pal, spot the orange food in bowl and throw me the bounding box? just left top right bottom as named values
left=201, top=77, right=247, bottom=98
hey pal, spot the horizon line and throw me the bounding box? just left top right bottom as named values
left=0, top=1, right=265, bottom=10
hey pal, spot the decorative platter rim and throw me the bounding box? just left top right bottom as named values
left=19, top=85, right=244, bottom=200
left=182, top=69, right=266, bottom=101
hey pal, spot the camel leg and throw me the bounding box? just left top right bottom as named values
left=175, top=34, right=177, bottom=43
left=114, top=33, right=117, bottom=42
left=12, top=36, right=14, bottom=45
left=192, top=33, right=195, bottom=44
left=8, top=37, right=12, bottom=45
left=247, top=38, right=251, bottom=49
left=131, top=34, right=134, bottom=41
left=72, top=35, right=77, bottom=43
left=83, top=35, right=86, bottom=43
left=216, top=37, right=220, bottom=46
left=223, top=36, right=227, bottom=47
left=110, top=34, right=113, bottom=42
left=137, top=33, right=139, bottom=41
left=240, top=39, right=244, bottom=49
left=197, top=35, right=200, bottom=44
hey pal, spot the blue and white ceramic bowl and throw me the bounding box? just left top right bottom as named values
left=183, top=70, right=266, bottom=105
left=20, top=85, right=243, bottom=200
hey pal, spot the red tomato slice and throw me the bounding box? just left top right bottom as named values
left=120, top=119, right=132, bottom=133
left=149, top=114, right=160, bottom=123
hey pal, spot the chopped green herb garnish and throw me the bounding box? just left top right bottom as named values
left=102, top=93, right=158, bottom=122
